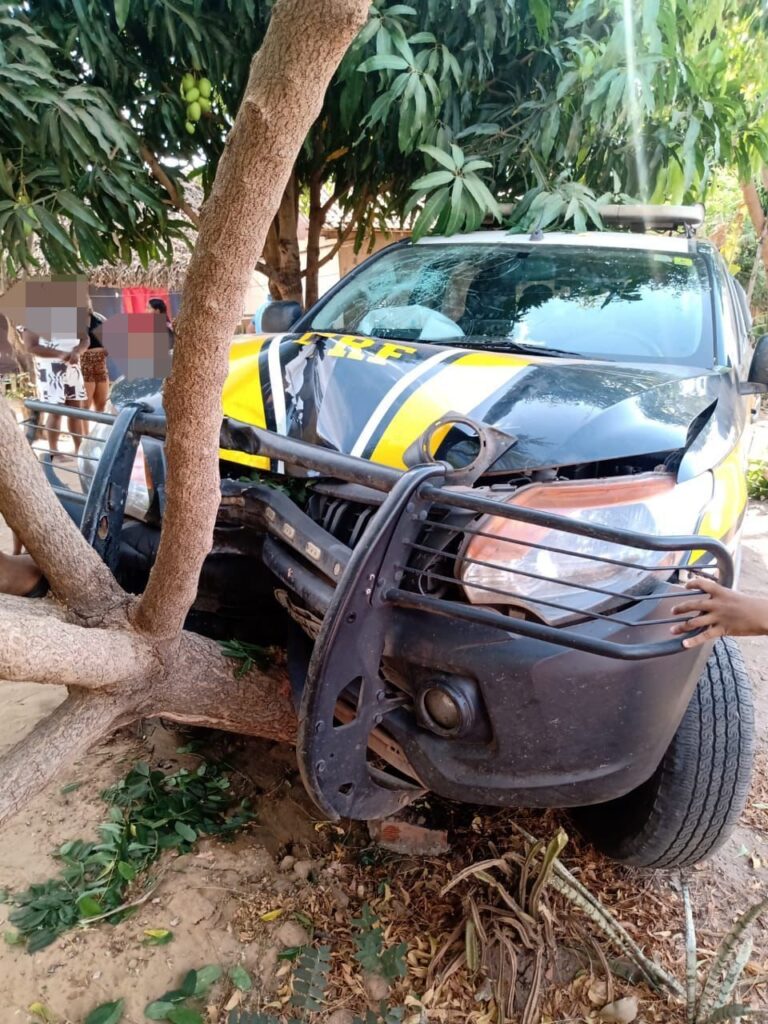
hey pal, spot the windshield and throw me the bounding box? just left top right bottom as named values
left=310, top=243, right=714, bottom=366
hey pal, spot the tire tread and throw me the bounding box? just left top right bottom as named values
left=573, top=638, right=754, bottom=869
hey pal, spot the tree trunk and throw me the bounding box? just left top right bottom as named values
left=741, top=180, right=768, bottom=281
left=305, top=174, right=324, bottom=309
left=273, top=172, right=304, bottom=306
left=0, top=0, right=369, bottom=828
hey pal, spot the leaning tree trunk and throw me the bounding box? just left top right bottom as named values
left=305, top=174, right=324, bottom=309
left=741, top=180, right=768, bottom=282
left=0, top=0, right=369, bottom=827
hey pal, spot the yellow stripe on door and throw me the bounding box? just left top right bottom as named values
left=370, top=351, right=532, bottom=469
left=220, top=335, right=271, bottom=470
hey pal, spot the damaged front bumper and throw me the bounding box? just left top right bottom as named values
left=25, top=401, right=734, bottom=822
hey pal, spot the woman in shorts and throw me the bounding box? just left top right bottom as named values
left=80, top=307, right=109, bottom=412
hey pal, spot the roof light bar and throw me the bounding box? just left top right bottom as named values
left=599, top=203, right=705, bottom=234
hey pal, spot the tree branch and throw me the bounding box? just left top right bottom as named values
left=0, top=398, right=126, bottom=622
left=156, top=631, right=296, bottom=743
left=317, top=223, right=355, bottom=269
left=320, top=182, right=351, bottom=217
left=133, top=0, right=369, bottom=639
left=0, top=595, right=154, bottom=689
left=0, top=690, right=132, bottom=827
left=140, top=145, right=201, bottom=227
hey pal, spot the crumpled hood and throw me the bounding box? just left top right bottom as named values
left=116, top=332, right=724, bottom=472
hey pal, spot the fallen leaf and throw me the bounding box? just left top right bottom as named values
left=598, top=996, right=639, bottom=1023
left=229, top=964, right=253, bottom=991
left=83, top=1000, right=124, bottom=1024
left=260, top=908, right=284, bottom=922
left=28, top=1004, right=56, bottom=1024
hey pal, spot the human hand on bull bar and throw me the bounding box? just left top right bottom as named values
left=670, top=576, right=768, bottom=648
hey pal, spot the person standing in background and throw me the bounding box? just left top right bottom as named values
left=23, top=307, right=89, bottom=456
left=80, top=305, right=110, bottom=412
left=251, top=291, right=274, bottom=332
left=147, top=297, right=175, bottom=349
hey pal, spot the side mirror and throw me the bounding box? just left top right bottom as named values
left=748, top=335, right=768, bottom=386
left=262, top=300, right=302, bottom=333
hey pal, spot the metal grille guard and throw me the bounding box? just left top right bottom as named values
left=23, top=402, right=733, bottom=820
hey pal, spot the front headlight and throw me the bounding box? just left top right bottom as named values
left=458, top=472, right=714, bottom=623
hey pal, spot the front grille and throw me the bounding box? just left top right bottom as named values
left=307, top=492, right=378, bottom=549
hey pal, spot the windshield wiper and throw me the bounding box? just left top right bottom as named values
left=438, top=339, right=579, bottom=359
left=322, top=329, right=580, bottom=360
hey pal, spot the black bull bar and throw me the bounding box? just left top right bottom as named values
left=24, top=400, right=733, bottom=820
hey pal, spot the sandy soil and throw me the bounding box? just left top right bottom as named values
left=0, top=426, right=766, bottom=1023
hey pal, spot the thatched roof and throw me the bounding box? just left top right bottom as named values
left=88, top=226, right=196, bottom=292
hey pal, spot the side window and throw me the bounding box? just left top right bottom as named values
left=731, top=277, right=752, bottom=335
left=718, top=269, right=741, bottom=367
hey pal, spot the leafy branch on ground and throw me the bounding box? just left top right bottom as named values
left=4, top=762, right=252, bottom=952
left=219, top=639, right=273, bottom=678
left=352, top=902, right=408, bottom=982
left=144, top=964, right=223, bottom=1022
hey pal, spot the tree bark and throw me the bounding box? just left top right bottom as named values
left=0, top=0, right=368, bottom=827
left=305, top=174, right=324, bottom=309
left=741, top=180, right=768, bottom=280
left=0, top=399, right=126, bottom=623
left=133, top=0, right=368, bottom=639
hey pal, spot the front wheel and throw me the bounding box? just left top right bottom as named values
left=571, top=638, right=754, bottom=868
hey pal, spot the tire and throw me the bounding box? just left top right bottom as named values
left=571, top=638, right=755, bottom=868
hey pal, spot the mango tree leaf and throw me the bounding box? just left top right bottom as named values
left=193, top=964, right=222, bottom=995
left=229, top=965, right=253, bottom=991
left=358, top=54, right=408, bottom=73
left=144, top=1000, right=176, bottom=1020
left=410, top=169, right=454, bottom=191
left=174, top=822, right=197, bottom=843
left=84, top=999, right=125, bottom=1024
left=55, top=190, right=103, bottom=230
left=167, top=1010, right=204, bottom=1024
left=411, top=186, right=450, bottom=240
left=77, top=894, right=103, bottom=918
left=419, top=143, right=456, bottom=170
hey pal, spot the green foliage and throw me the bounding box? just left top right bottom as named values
left=0, top=2, right=194, bottom=278
left=5, top=762, right=251, bottom=952
left=357, top=0, right=768, bottom=236
left=506, top=176, right=635, bottom=234
left=229, top=964, right=253, bottom=992
left=84, top=1001, right=125, bottom=1024
left=405, top=143, right=502, bottom=240
left=290, top=944, right=332, bottom=1013
left=218, top=639, right=272, bottom=678
left=6, top=0, right=768, bottom=276
left=144, top=965, right=222, bottom=1021
left=747, top=462, right=768, bottom=501
left=352, top=903, right=408, bottom=982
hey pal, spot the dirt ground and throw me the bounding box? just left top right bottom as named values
left=0, top=428, right=766, bottom=1023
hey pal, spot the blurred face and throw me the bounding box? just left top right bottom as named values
left=21, top=279, right=90, bottom=337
